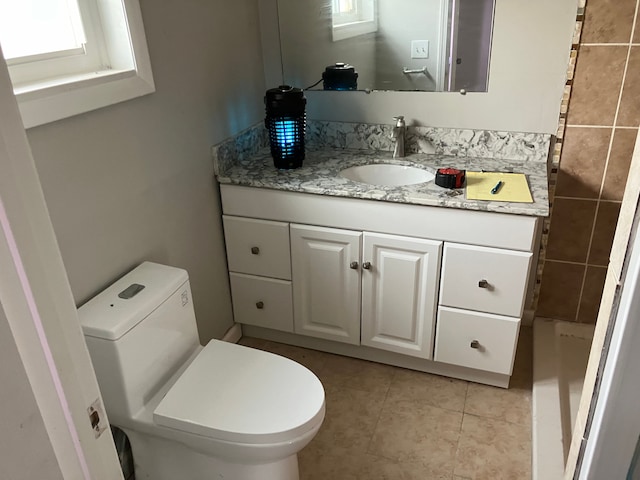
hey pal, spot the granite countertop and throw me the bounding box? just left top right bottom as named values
left=216, top=147, right=549, bottom=217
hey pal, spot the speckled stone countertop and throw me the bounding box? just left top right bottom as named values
left=216, top=147, right=549, bottom=217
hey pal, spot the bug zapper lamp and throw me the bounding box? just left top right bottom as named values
left=265, top=85, right=306, bottom=169
left=322, top=63, right=358, bottom=91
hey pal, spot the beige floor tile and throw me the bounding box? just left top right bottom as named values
left=317, top=353, right=397, bottom=394
left=254, top=340, right=329, bottom=376
left=307, top=385, right=387, bottom=457
left=387, top=368, right=468, bottom=412
left=454, top=414, right=531, bottom=480
left=368, top=397, right=462, bottom=475
left=299, top=451, right=454, bottom=480
left=464, top=382, right=531, bottom=426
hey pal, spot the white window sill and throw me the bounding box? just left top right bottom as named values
left=332, top=19, right=378, bottom=42
left=15, top=68, right=155, bottom=129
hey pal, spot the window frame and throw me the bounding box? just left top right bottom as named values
left=331, top=0, right=378, bottom=42
left=2, top=0, right=155, bottom=128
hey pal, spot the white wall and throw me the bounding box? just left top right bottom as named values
left=0, top=304, right=64, bottom=480
left=24, top=0, right=266, bottom=343
left=293, top=0, right=578, bottom=134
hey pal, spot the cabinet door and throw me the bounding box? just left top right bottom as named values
left=361, top=232, right=442, bottom=359
left=291, top=224, right=362, bottom=345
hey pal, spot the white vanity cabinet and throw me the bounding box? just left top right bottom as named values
left=290, top=225, right=442, bottom=358
left=220, top=185, right=541, bottom=388
left=223, top=215, right=295, bottom=333
left=435, top=243, right=533, bottom=375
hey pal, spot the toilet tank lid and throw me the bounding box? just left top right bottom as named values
left=78, top=262, right=189, bottom=341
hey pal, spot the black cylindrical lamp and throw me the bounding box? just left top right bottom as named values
left=264, top=85, right=306, bottom=170
left=322, top=63, right=358, bottom=91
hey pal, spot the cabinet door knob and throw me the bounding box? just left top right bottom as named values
left=350, top=261, right=359, bottom=269
left=251, top=246, right=260, bottom=255
left=256, top=301, right=264, bottom=309
left=362, top=261, right=372, bottom=270
left=470, top=340, right=480, bottom=349
left=478, top=279, right=489, bottom=288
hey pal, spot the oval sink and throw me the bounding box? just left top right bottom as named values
left=339, top=164, right=434, bottom=187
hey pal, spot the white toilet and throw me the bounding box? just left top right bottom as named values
left=79, top=262, right=325, bottom=480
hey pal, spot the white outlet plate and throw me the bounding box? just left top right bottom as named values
left=411, top=40, right=429, bottom=59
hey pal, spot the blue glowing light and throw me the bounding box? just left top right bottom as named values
left=274, top=119, right=299, bottom=157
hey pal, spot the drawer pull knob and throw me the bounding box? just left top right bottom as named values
left=362, top=261, right=372, bottom=270
left=478, top=279, right=490, bottom=289
left=350, top=261, right=359, bottom=269
left=251, top=246, right=260, bottom=255
left=470, top=340, right=480, bottom=349
left=256, top=301, right=264, bottom=309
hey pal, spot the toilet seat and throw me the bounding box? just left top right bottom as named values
left=153, top=340, right=325, bottom=445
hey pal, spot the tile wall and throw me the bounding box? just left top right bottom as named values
left=537, top=0, right=640, bottom=323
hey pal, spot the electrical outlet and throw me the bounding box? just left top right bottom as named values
left=411, top=40, right=429, bottom=59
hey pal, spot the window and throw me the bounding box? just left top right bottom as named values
left=0, top=0, right=154, bottom=128
left=331, top=0, right=377, bottom=42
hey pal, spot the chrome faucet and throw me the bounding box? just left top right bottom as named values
left=393, top=116, right=405, bottom=158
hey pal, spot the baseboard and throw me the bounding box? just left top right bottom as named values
left=221, top=323, right=243, bottom=343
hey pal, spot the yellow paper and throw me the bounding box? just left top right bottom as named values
left=465, top=172, right=533, bottom=203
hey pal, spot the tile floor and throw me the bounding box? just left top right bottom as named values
left=240, top=327, right=533, bottom=480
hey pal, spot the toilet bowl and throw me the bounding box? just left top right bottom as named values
left=79, top=262, right=325, bottom=480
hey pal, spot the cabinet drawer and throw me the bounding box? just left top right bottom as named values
left=440, top=243, right=532, bottom=317
left=229, top=273, right=293, bottom=332
left=223, top=216, right=291, bottom=280
left=434, top=306, right=520, bottom=375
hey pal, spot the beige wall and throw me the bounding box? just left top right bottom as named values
left=25, top=0, right=266, bottom=343
left=537, top=0, right=640, bottom=323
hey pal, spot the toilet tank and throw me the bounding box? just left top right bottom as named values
left=79, top=262, right=200, bottom=425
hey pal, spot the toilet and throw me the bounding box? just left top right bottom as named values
left=78, top=262, right=325, bottom=480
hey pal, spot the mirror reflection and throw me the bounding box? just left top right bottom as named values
left=277, top=0, right=496, bottom=92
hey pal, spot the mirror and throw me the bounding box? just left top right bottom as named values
left=277, top=0, right=496, bottom=93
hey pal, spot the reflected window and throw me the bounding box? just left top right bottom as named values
left=331, top=0, right=377, bottom=41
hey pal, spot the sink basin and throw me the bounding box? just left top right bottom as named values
left=339, top=164, right=435, bottom=187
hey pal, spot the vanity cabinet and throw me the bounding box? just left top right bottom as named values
left=223, top=216, right=295, bottom=333
left=434, top=243, right=532, bottom=375
left=290, top=224, right=442, bottom=358
left=220, top=185, right=540, bottom=387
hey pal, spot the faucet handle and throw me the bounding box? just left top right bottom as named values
left=393, top=116, right=405, bottom=127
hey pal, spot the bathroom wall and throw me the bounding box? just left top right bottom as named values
left=537, top=0, right=640, bottom=323
left=24, top=0, right=266, bottom=342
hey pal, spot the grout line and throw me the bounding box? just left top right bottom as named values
left=544, top=258, right=590, bottom=267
